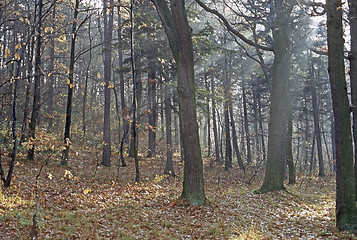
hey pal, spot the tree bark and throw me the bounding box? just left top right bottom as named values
left=211, top=74, right=220, bottom=164
left=347, top=0, right=357, bottom=200
left=242, top=83, right=251, bottom=164
left=27, top=0, right=43, bottom=161
left=310, top=66, right=324, bottom=177
left=257, top=0, right=293, bottom=193
left=147, top=68, right=157, bottom=157
left=102, top=0, right=114, bottom=167
left=229, top=101, right=245, bottom=171
left=327, top=0, right=357, bottom=230
left=152, top=0, right=205, bottom=205
left=61, top=0, right=79, bottom=165
left=164, top=84, right=175, bottom=176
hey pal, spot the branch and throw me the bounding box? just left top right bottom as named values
left=150, top=0, right=179, bottom=59
left=194, top=0, right=273, bottom=51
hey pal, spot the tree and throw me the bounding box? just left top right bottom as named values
left=102, top=0, right=114, bottom=167
left=347, top=0, right=357, bottom=199
left=61, top=0, right=80, bottom=165
left=327, top=0, right=357, bottom=230
left=27, top=0, right=44, bottom=161
left=151, top=0, right=205, bottom=205
left=258, top=0, right=294, bottom=193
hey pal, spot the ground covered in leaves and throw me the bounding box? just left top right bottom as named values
left=1, top=147, right=357, bottom=239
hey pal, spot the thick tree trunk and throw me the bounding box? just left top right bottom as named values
left=327, top=0, right=357, bottom=230
left=61, top=0, right=79, bottom=165
left=258, top=0, right=293, bottom=193
left=152, top=0, right=205, bottom=205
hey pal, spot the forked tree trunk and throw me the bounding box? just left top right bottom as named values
left=152, top=0, right=205, bottom=205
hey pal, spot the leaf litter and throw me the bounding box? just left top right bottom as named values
left=0, top=148, right=356, bottom=239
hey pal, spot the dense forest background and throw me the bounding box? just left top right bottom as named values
left=0, top=0, right=357, bottom=238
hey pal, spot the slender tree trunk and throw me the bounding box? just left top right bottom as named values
left=204, top=73, right=211, bottom=156
left=164, top=84, right=175, bottom=176
left=242, top=83, right=251, bottom=164
left=257, top=94, right=266, bottom=163
left=286, top=98, right=295, bottom=184
left=47, top=4, right=55, bottom=130
left=229, top=102, right=245, bottom=171
left=117, top=4, right=128, bottom=146
left=102, top=0, right=114, bottom=167
left=310, top=67, right=324, bottom=177
left=327, top=0, right=357, bottom=229
left=61, top=0, right=80, bottom=165
left=130, top=0, right=140, bottom=182
left=347, top=0, right=357, bottom=200
left=147, top=68, right=157, bottom=157
left=211, top=74, right=220, bottom=164
left=27, top=0, right=43, bottom=161
left=224, top=59, right=232, bottom=170
left=83, top=16, right=92, bottom=139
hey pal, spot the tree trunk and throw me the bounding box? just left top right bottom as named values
left=286, top=98, right=295, bottom=184
left=242, top=83, right=251, bottom=164
left=258, top=0, right=293, bottom=193
left=27, top=0, right=43, bottom=161
left=47, top=4, right=55, bottom=130
left=83, top=16, right=92, bottom=139
left=347, top=0, right=357, bottom=200
left=102, top=0, right=114, bottom=167
left=327, top=0, right=357, bottom=230
left=61, top=0, right=79, bottom=165
left=211, top=74, right=220, bottom=164
left=147, top=68, right=157, bottom=157
left=152, top=0, right=205, bottom=205
left=310, top=66, right=324, bottom=177
left=229, top=101, right=245, bottom=171
left=204, top=73, right=211, bottom=157
left=164, top=84, right=175, bottom=176
left=130, top=0, right=140, bottom=182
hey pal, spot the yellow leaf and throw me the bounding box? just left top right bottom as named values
left=100, top=82, right=106, bottom=86
left=14, top=53, right=20, bottom=60
left=108, top=82, right=114, bottom=88
left=97, top=72, right=101, bottom=79
left=15, top=43, right=22, bottom=50
left=4, top=48, right=11, bottom=58
left=83, top=188, right=91, bottom=194
left=66, top=78, right=70, bottom=85
left=48, top=72, right=52, bottom=77
left=45, top=27, right=54, bottom=33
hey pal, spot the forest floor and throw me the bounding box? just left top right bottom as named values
left=1, top=145, right=357, bottom=239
